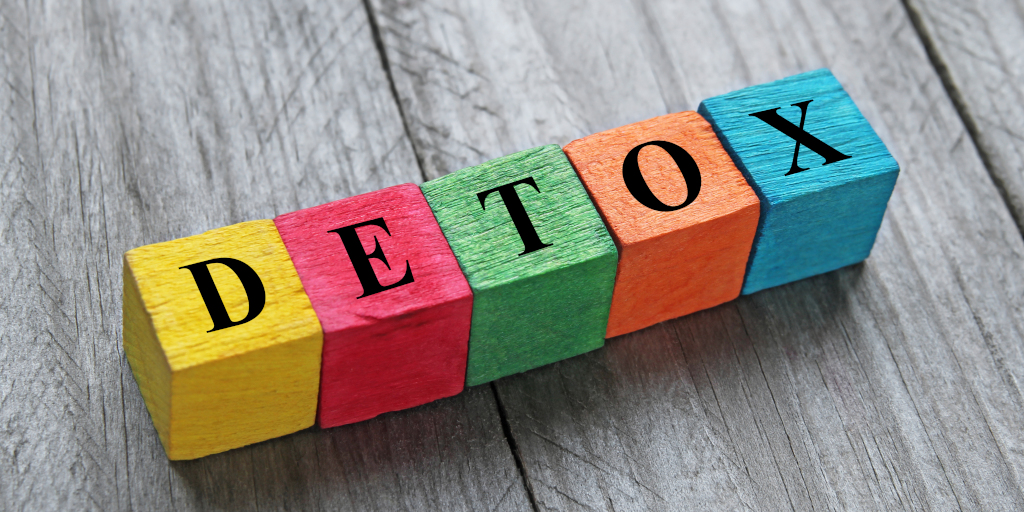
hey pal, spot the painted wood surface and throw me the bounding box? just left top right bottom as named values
left=699, top=69, right=899, bottom=295
left=421, top=145, right=617, bottom=386
left=0, top=0, right=531, bottom=509
left=5, top=0, right=1024, bottom=510
left=275, top=184, right=472, bottom=428
left=370, top=0, right=1024, bottom=509
left=564, top=111, right=759, bottom=337
left=124, top=220, right=322, bottom=459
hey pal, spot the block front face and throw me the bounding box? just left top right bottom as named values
left=698, top=69, right=900, bottom=294
left=564, top=111, right=760, bottom=337
left=274, top=184, right=472, bottom=428
left=123, top=220, right=322, bottom=460
left=421, top=145, right=617, bottom=386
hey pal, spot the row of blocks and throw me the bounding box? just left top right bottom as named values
left=123, top=69, right=900, bottom=460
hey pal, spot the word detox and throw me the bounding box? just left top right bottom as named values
left=122, top=69, right=899, bottom=460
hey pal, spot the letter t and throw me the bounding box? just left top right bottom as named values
left=477, top=177, right=553, bottom=256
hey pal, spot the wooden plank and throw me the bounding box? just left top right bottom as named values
left=369, top=0, right=1024, bottom=508
left=903, top=0, right=1024, bottom=231
left=0, top=0, right=530, bottom=509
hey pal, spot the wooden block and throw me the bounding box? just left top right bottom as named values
left=274, top=184, right=472, bottom=428
left=122, top=220, right=322, bottom=460
left=564, top=111, right=761, bottom=338
left=698, top=69, right=900, bottom=294
left=420, top=145, right=617, bottom=386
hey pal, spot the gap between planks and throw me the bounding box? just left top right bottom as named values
left=359, top=0, right=1024, bottom=510
left=899, top=0, right=1024, bottom=236
left=493, top=383, right=542, bottom=512
left=361, top=0, right=544, bottom=508
left=361, top=0, right=430, bottom=182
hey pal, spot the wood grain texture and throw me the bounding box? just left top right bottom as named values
left=370, top=0, right=1024, bottom=509
left=904, top=0, right=1024, bottom=232
left=275, top=184, right=472, bottom=428
left=699, top=69, right=900, bottom=295
left=124, top=219, right=322, bottom=459
left=421, top=145, right=618, bottom=386
left=0, top=0, right=531, bottom=509
left=564, top=111, right=760, bottom=337
left=8, top=0, right=1024, bottom=509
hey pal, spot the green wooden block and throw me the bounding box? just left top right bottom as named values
left=421, top=145, right=618, bottom=386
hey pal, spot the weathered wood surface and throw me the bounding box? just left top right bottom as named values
left=4, top=0, right=1024, bottom=510
left=0, top=0, right=528, bottom=510
left=904, top=0, right=1024, bottom=232
left=370, top=0, right=1024, bottom=509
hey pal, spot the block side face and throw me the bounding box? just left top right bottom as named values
left=126, top=220, right=323, bottom=370
left=605, top=201, right=759, bottom=337
left=699, top=68, right=898, bottom=206
left=166, top=329, right=322, bottom=460
left=464, top=250, right=616, bottom=386
left=317, top=293, right=471, bottom=427
left=564, top=111, right=759, bottom=247
left=421, top=145, right=618, bottom=290
left=122, top=259, right=172, bottom=452
left=741, top=169, right=899, bottom=294
left=274, top=184, right=472, bottom=334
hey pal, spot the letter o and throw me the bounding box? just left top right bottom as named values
left=622, top=141, right=702, bottom=212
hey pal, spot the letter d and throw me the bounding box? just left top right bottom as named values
left=180, top=258, right=266, bottom=332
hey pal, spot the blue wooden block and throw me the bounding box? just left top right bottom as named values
left=698, top=69, right=899, bottom=295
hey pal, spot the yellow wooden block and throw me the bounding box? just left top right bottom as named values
left=122, top=220, right=322, bottom=460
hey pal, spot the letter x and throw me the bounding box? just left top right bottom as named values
left=749, top=100, right=851, bottom=176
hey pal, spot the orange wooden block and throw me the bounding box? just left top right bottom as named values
left=564, top=111, right=760, bottom=337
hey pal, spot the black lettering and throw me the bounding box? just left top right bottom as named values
left=180, top=258, right=266, bottom=332
left=749, top=100, right=851, bottom=176
left=329, top=218, right=414, bottom=298
left=622, top=141, right=702, bottom=211
left=477, top=177, right=553, bottom=256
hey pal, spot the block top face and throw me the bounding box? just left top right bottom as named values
left=124, top=220, right=320, bottom=371
left=698, top=68, right=899, bottom=205
left=274, top=183, right=471, bottom=334
left=563, top=111, right=759, bottom=247
left=420, top=145, right=616, bottom=290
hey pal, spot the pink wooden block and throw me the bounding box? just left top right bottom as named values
left=275, top=184, right=472, bottom=428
